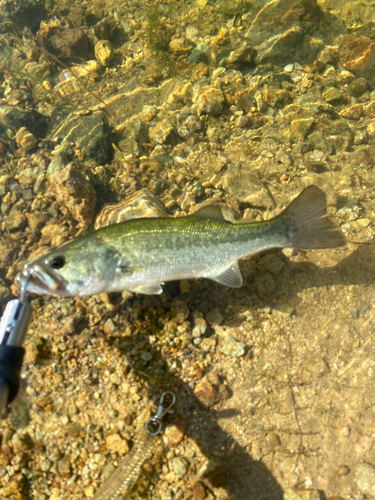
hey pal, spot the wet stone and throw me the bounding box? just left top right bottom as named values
left=253, top=271, right=277, bottom=296
left=195, top=87, right=225, bottom=115
left=340, top=103, right=362, bottom=120
left=169, top=36, right=191, bottom=55
left=171, top=456, right=188, bottom=478
left=257, top=254, right=285, bottom=274
left=322, top=87, right=342, bottom=103
left=290, top=117, right=315, bottom=141
left=256, top=28, right=324, bottom=66
left=339, top=34, right=375, bottom=85
left=57, top=455, right=71, bottom=475
left=355, top=462, right=375, bottom=496
left=48, top=158, right=96, bottom=228
left=0, top=473, right=25, bottom=497
left=4, top=209, right=27, bottom=232
left=192, top=480, right=206, bottom=500
left=49, top=110, right=110, bottom=164
left=185, top=115, right=203, bottom=133
left=25, top=211, right=49, bottom=232
left=95, top=188, right=168, bottom=229
left=235, top=115, right=250, bottom=128
left=218, top=40, right=254, bottom=67
left=148, top=119, right=173, bottom=145
left=1, top=105, right=47, bottom=138
left=222, top=165, right=273, bottom=206
left=222, top=335, right=245, bottom=358
left=15, top=127, right=37, bottom=150
left=140, top=351, right=152, bottom=362
left=206, top=308, right=223, bottom=325
left=349, top=78, right=368, bottom=97
left=50, top=28, right=89, bottom=59
left=304, top=356, right=329, bottom=377
left=95, top=40, right=114, bottom=66
left=307, top=131, right=331, bottom=153
left=125, top=119, right=149, bottom=144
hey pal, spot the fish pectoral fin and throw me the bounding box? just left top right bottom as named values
left=209, top=262, right=243, bottom=288
left=132, top=284, right=164, bottom=295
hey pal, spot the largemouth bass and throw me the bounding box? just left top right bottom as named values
left=16, top=186, right=346, bottom=297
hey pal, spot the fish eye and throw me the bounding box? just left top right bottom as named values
left=49, top=256, right=65, bottom=269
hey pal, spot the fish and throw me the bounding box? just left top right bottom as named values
left=16, top=185, right=346, bottom=297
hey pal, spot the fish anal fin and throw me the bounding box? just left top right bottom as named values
left=132, top=284, right=164, bottom=295
left=190, top=205, right=227, bottom=221
left=209, top=262, right=243, bottom=288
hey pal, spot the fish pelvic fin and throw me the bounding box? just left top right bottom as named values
left=279, top=185, right=347, bottom=249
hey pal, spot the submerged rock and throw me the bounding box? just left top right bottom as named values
left=49, top=110, right=110, bottom=164
left=94, top=188, right=168, bottom=229
left=222, top=163, right=274, bottom=207
left=244, top=0, right=345, bottom=65
left=47, top=152, right=96, bottom=228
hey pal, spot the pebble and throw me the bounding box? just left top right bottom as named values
left=140, top=351, right=153, bottom=362
left=95, top=188, right=168, bottom=229
left=15, top=126, right=37, bottom=150
left=206, top=308, right=223, bottom=325
left=48, top=158, right=97, bottom=228
left=222, top=335, right=245, bottom=358
left=290, top=117, right=315, bottom=141
left=49, top=28, right=89, bottom=59
left=352, top=218, right=371, bottom=230
left=195, top=87, right=225, bottom=114
left=340, top=104, right=362, bottom=120
left=194, top=372, right=230, bottom=406
left=355, top=462, right=375, bottom=496
left=322, top=87, right=342, bottom=103
left=169, top=36, right=191, bottom=55
left=284, top=488, right=321, bottom=500
left=50, top=109, right=111, bottom=164
left=105, top=433, right=130, bottom=455
left=171, top=456, right=189, bottom=478
left=192, top=322, right=207, bottom=338
left=57, top=455, right=71, bottom=475
left=4, top=209, right=27, bottom=232
left=192, top=480, right=206, bottom=500
left=124, top=119, right=149, bottom=144
left=94, top=40, right=114, bottom=66
left=336, top=464, right=350, bottom=476
left=222, top=165, right=273, bottom=206
left=148, top=119, right=173, bottom=145
left=163, top=417, right=187, bottom=447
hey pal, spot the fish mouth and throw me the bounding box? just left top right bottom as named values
left=16, top=263, right=68, bottom=296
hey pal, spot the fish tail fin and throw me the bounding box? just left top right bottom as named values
left=279, top=185, right=346, bottom=249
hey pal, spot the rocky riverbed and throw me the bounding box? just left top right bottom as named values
left=0, top=0, right=375, bottom=498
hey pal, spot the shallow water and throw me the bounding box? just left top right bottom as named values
left=0, top=0, right=375, bottom=499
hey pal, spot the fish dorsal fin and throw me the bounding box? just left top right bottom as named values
left=190, top=205, right=227, bottom=221
left=209, top=261, right=243, bottom=288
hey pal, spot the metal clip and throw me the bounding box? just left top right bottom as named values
left=19, top=268, right=31, bottom=305
left=145, top=391, right=176, bottom=436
